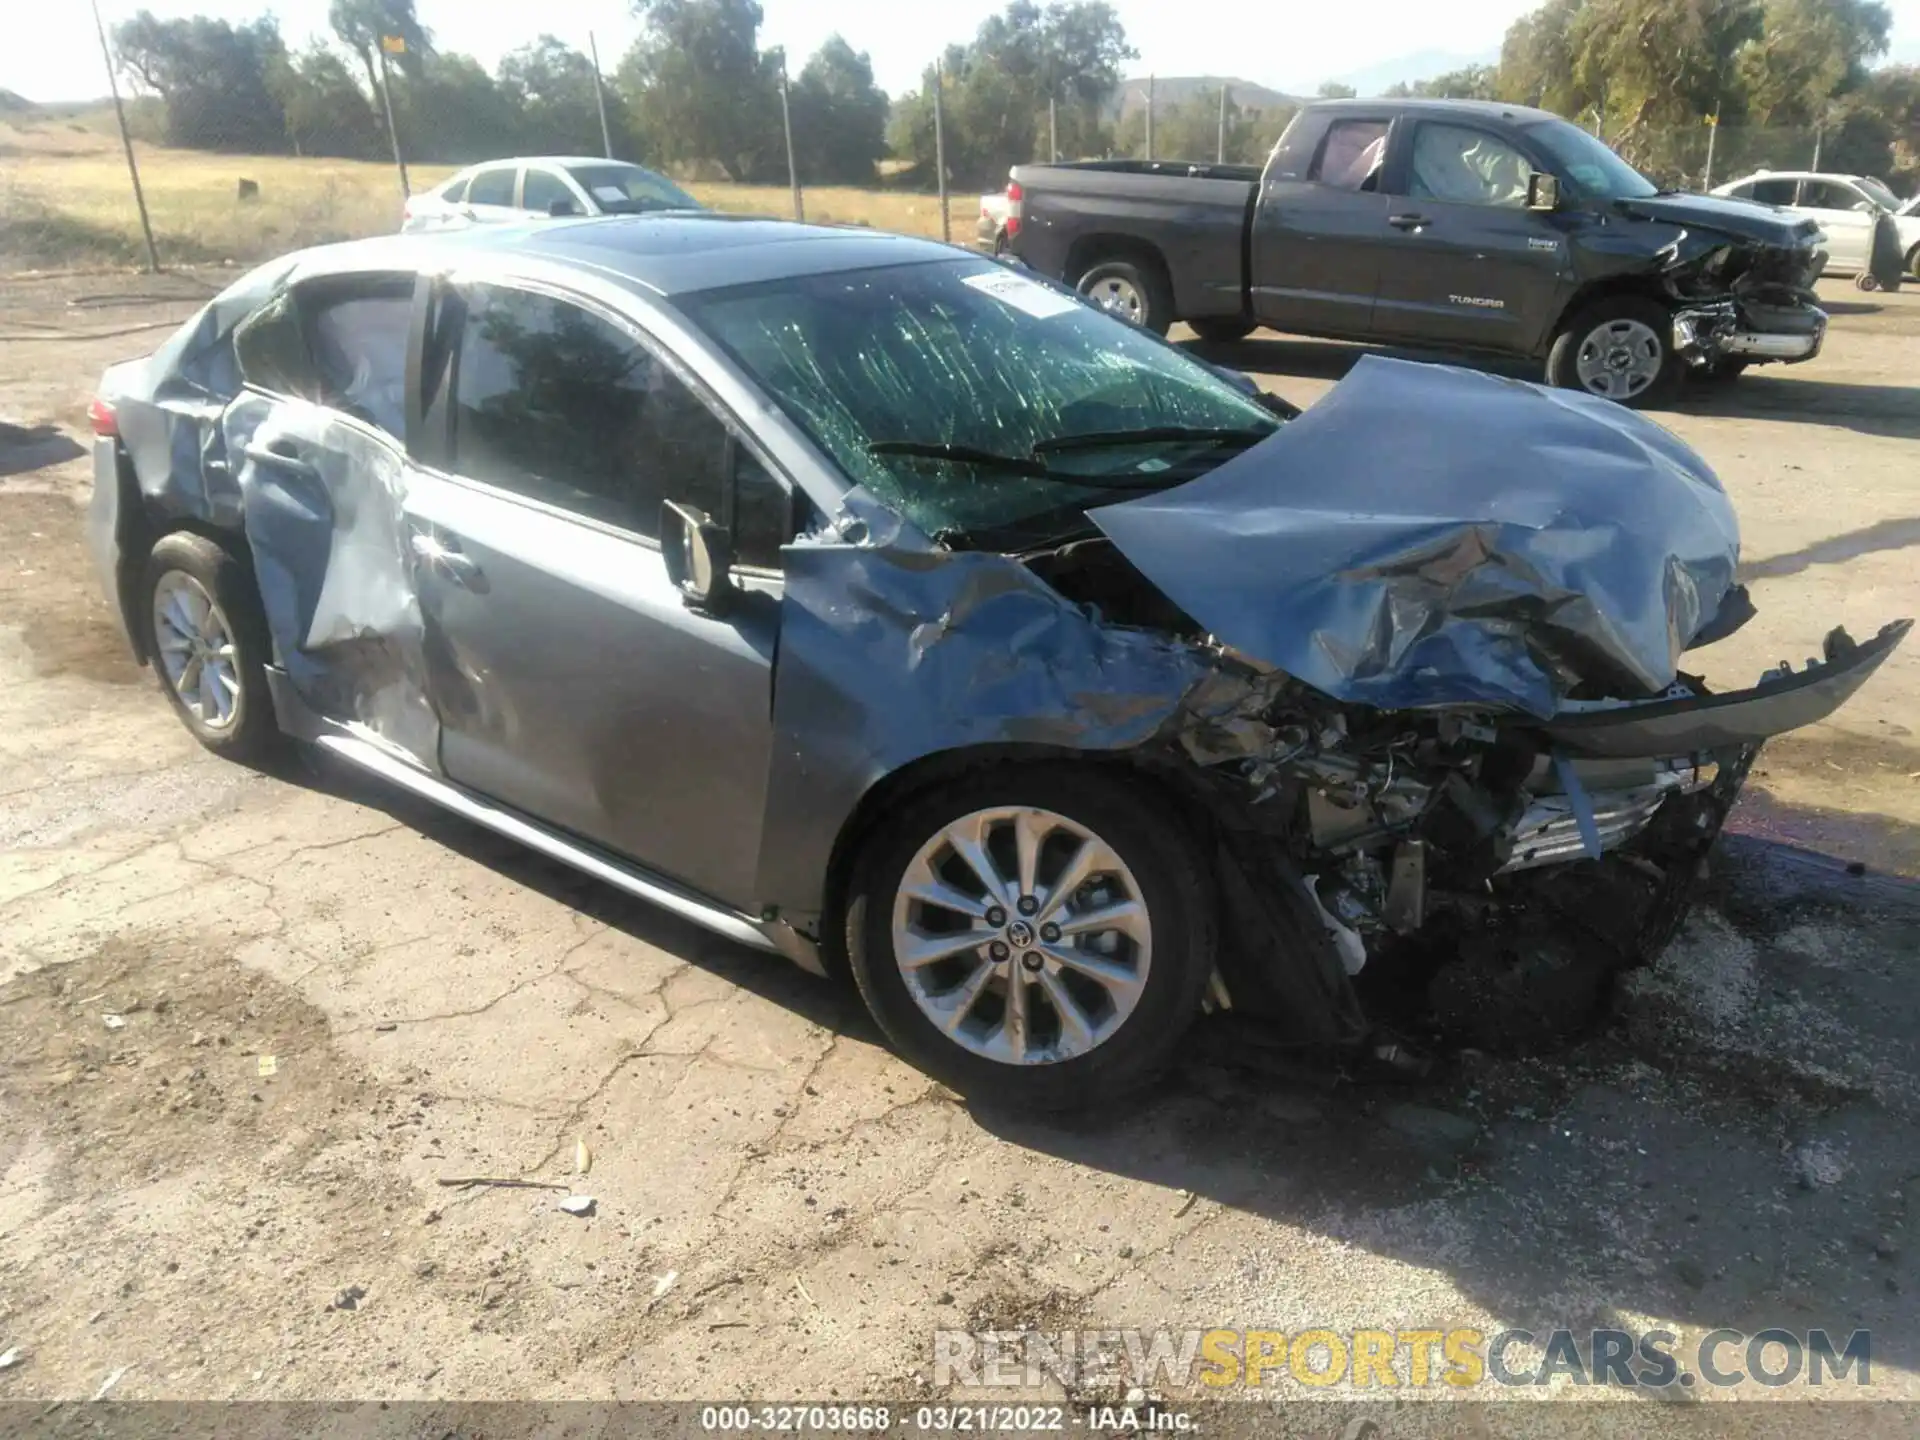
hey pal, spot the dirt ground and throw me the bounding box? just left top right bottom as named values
left=2, top=269, right=1918, bottom=1422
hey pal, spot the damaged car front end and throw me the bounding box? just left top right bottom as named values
left=87, top=223, right=1905, bottom=1110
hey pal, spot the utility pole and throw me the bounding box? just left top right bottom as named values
left=90, top=0, right=158, bottom=272
left=1049, top=96, right=1058, bottom=162
left=1702, top=108, right=1719, bottom=191
left=376, top=39, right=410, bottom=199
left=589, top=31, right=614, bottom=159
left=780, top=57, right=804, bottom=222
left=933, top=56, right=950, bottom=242
left=1217, top=84, right=1227, bottom=164
left=1145, top=74, right=1155, bottom=161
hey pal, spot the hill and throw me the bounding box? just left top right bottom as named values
left=1112, top=76, right=1299, bottom=119
left=1314, top=48, right=1499, bottom=98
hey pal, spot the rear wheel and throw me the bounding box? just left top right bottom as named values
left=1074, top=257, right=1174, bottom=335
left=141, top=532, right=278, bottom=762
left=1190, top=317, right=1256, bottom=343
left=1546, top=296, right=1679, bottom=408
left=844, top=768, right=1213, bottom=1110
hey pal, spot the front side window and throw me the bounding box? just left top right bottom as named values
left=1312, top=120, right=1389, bottom=190
left=1407, top=124, right=1531, bottom=207
left=677, top=259, right=1278, bottom=545
left=1800, top=180, right=1868, bottom=212
left=1519, top=119, right=1657, bottom=201
left=1749, top=178, right=1799, bottom=205
left=522, top=169, right=577, bottom=215
left=467, top=168, right=515, bottom=207
left=449, top=284, right=788, bottom=556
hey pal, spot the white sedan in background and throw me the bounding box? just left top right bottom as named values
left=1713, top=169, right=1920, bottom=278
left=402, top=157, right=702, bottom=232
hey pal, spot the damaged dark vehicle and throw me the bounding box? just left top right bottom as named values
left=1009, top=97, right=1831, bottom=406
left=87, top=217, right=1907, bottom=1109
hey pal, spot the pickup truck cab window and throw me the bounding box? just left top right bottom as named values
left=1312, top=119, right=1389, bottom=190
left=1407, top=124, right=1531, bottom=208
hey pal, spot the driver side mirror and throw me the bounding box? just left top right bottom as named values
left=1526, top=172, right=1560, bottom=211
left=548, top=198, right=580, bottom=217
left=661, top=500, right=736, bottom=615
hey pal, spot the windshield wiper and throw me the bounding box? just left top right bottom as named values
left=1031, top=425, right=1274, bottom=455
left=865, top=440, right=1192, bottom=490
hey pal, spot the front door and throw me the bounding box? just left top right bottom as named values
left=1369, top=120, right=1567, bottom=354
left=1796, top=178, right=1876, bottom=271
left=1250, top=114, right=1396, bottom=338
left=408, top=278, right=790, bottom=910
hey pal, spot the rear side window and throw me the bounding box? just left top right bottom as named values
left=1750, top=178, right=1798, bottom=205
left=441, top=174, right=471, bottom=204
left=1312, top=120, right=1389, bottom=190
left=233, top=276, right=415, bottom=441
left=467, top=168, right=515, bottom=207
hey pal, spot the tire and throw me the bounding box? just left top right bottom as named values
left=1855, top=270, right=1882, bottom=292
left=1545, top=295, right=1680, bottom=408
left=844, top=767, right=1214, bottom=1110
left=1075, top=256, right=1174, bottom=335
left=140, top=531, right=279, bottom=762
left=1907, top=244, right=1920, bottom=281
left=1190, top=317, right=1256, bottom=343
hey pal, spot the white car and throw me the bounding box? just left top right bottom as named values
left=401, top=157, right=702, bottom=233
left=1712, top=170, right=1920, bottom=278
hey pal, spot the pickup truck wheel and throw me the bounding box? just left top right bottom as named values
left=1547, top=297, right=1679, bottom=408
left=1075, top=258, right=1173, bottom=335
left=1189, top=317, right=1256, bottom=343
left=1907, top=243, right=1920, bottom=280
left=844, top=768, right=1213, bottom=1110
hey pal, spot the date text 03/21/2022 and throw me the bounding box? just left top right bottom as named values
left=699, top=1404, right=1195, bottom=1433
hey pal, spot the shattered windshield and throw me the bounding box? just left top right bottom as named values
left=676, top=259, right=1278, bottom=542
left=1522, top=118, right=1658, bottom=201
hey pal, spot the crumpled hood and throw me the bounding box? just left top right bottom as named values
left=1617, top=191, right=1823, bottom=249
left=1090, top=356, right=1741, bottom=719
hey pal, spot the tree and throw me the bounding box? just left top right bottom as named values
left=113, top=11, right=289, bottom=152
left=328, top=0, right=431, bottom=96
left=620, top=0, right=783, bottom=182
left=268, top=43, right=383, bottom=158
left=892, top=3, right=1135, bottom=185
left=1316, top=81, right=1357, bottom=99
left=1112, top=85, right=1294, bottom=164
left=788, top=36, right=889, bottom=183
left=1741, top=0, right=1891, bottom=125
left=1421, top=64, right=1501, bottom=99
left=1497, top=0, right=1595, bottom=113
left=499, top=36, right=638, bottom=158
left=391, top=53, right=519, bottom=163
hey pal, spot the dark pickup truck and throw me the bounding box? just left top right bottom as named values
left=1007, top=98, right=1830, bottom=406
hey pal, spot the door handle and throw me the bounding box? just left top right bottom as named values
left=1388, top=213, right=1430, bottom=231
left=410, top=530, right=484, bottom=587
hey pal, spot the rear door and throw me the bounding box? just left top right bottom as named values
left=1369, top=119, right=1567, bottom=354
left=1249, top=113, right=1396, bottom=338
left=462, top=165, right=522, bottom=225
left=1796, top=179, right=1875, bottom=270
left=220, top=271, right=441, bottom=768
left=405, top=277, right=793, bottom=909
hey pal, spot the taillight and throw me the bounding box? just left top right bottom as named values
left=1005, top=179, right=1023, bottom=239
left=88, top=396, right=117, bottom=437
left=402, top=199, right=414, bottom=221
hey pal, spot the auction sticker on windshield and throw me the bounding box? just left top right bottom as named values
left=593, top=185, right=628, bottom=203
left=962, top=270, right=1082, bottom=319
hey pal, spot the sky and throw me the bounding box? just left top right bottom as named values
left=10, top=0, right=1920, bottom=106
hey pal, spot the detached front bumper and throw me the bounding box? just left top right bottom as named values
left=1674, top=296, right=1827, bottom=367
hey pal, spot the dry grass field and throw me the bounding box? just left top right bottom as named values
left=0, top=114, right=955, bottom=272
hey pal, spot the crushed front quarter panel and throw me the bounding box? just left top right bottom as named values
left=1089, top=355, right=1741, bottom=718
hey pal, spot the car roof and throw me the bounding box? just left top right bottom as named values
left=287, top=214, right=965, bottom=298
left=1310, top=96, right=1564, bottom=126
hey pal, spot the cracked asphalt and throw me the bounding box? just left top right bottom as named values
left=2, top=269, right=1919, bottom=1418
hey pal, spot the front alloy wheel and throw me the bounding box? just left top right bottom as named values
left=846, top=769, right=1213, bottom=1109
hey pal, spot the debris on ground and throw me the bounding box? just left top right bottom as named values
left=101, top=1014, right=125, bottom=1031
left=574, top=1137, right=593, bottom=1175
left=92, top=1366, right=128, bottom=1400
left=0, top=1346, right=22, bottom=1371
left=436, top=1175, right=569, bottom=1191
left=557, top=1195, right=596, bottom=1217
left=256, top=1054, right=277, bottom=1077
left=330, top=1285, right=366, bottom=1312
left=1793, top=1140, right=1848, bottom=1189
